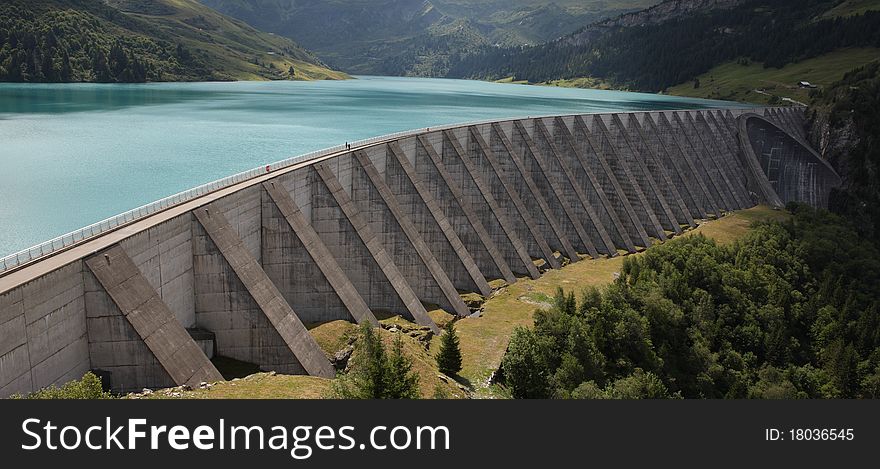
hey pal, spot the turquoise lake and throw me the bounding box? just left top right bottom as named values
left=0, top=76, right=748, bottom=257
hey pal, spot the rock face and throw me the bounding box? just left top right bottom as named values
left=332, top=345, right=355, bottom=372
left=805, top=62, right=880, bottom=238
left=807, top=108, right=858, bottom=176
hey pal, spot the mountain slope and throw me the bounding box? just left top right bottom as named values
left=199, top=0, right=657, bottom=76
left=447, top=0, right=880, bottom=99
left=201, top=0, right=453, bottom=74
left=0, top=0, right=347, bottom=82
left=665, top=47, right=880, bottom=104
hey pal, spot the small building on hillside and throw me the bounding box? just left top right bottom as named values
left=798, top=81, right=817, bottom=89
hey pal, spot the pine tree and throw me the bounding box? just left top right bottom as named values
left=333, top=322, right=385, bottom=399
left=41, top=47, right=57, bottom=82
left=436, top=321, right=463, bottom=377
left=333, top=323, right=420, bottom=399
left=92, top=49, right=111, bottom=83
left=60, top=50, right=72, bottom=82
left=360, top=322, right=387, bottom=399
left=109, top=42, right=129, bottom=80
left=386, top=332, right=420, bottom=399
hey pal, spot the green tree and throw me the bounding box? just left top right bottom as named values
left=571, top=381, right=606, bottom=399
left=604, top=369, right=671, bottom=399
left=91, top=48, right=111, bottom=83
left=109, top=42, right=128, bottom=79
left=59, top=50, right=72, bottom=82
left=334, top=322, right=420, bottom=399
left=386, top=332, right=420, bottom=399
left=436, top=321, right=463, bottom=377
left=861, top=365, right=880, bottom=398
left=501, top=327, right=553, bottom=398
left=334, top=322, right=386, bottom=399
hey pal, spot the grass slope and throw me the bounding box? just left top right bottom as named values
left=819, top=0, right=880, bottom=19
left=106, top=0, right=349, bottom=81
left=665, top=48, right=880, bottom=104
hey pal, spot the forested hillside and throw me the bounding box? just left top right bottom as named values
left=448, top=0, right=880, bottom=93
left=199, top=0, right=656, bottom=76
left=501, top=207, right=880, bottom=399
left=0, top=0, right=345, bottom=83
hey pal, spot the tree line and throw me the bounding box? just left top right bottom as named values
left=500, top=205, right=880, bottom=399
left=0, top=2, right=208, bottom=83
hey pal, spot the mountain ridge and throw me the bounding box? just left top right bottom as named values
left=199, top=0, right=657, bottom=75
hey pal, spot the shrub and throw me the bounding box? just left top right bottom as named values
left=13, top=372, right=113, bottom=399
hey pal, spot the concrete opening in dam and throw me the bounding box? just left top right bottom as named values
left=0, top=107, right=839, bottom=396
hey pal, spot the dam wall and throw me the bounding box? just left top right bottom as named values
left=0, top=106, right=839, bottom=396
left=739, top=113, right=842, bottom=208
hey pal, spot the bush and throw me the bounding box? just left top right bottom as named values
left=13, top=372, right=113, bottom=399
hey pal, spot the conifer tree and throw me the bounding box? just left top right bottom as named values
left=334, top=323, right=420, bottom=399
left=436, top=321, right=463, bottom=377
left=386, top=332, right=420, bottom=399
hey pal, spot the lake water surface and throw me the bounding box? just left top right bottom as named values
left=0, top=76, right=748, bottom=257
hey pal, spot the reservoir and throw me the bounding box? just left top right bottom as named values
left=0, top=76, right=747, bottom=257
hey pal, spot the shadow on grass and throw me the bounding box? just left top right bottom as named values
left=450, top=374, right=473, bottom=391
left=211, top=356, right=262, bottom=380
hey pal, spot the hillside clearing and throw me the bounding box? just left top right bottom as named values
left=819, top=0, right=880, bottom=19
left=665, top=48, right=880, bottom=104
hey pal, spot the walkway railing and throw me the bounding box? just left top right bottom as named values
left=0, top=106, right=767, bottom=275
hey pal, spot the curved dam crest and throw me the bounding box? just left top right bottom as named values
left=0, top=107, right=839, bottom=396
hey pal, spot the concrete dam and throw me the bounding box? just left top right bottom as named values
left=0, top=106, right=841, bottom=396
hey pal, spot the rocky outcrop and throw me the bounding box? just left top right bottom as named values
left=805, top=61, right=880, bottom=238
left=807, top=107, right=858, bottom=173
